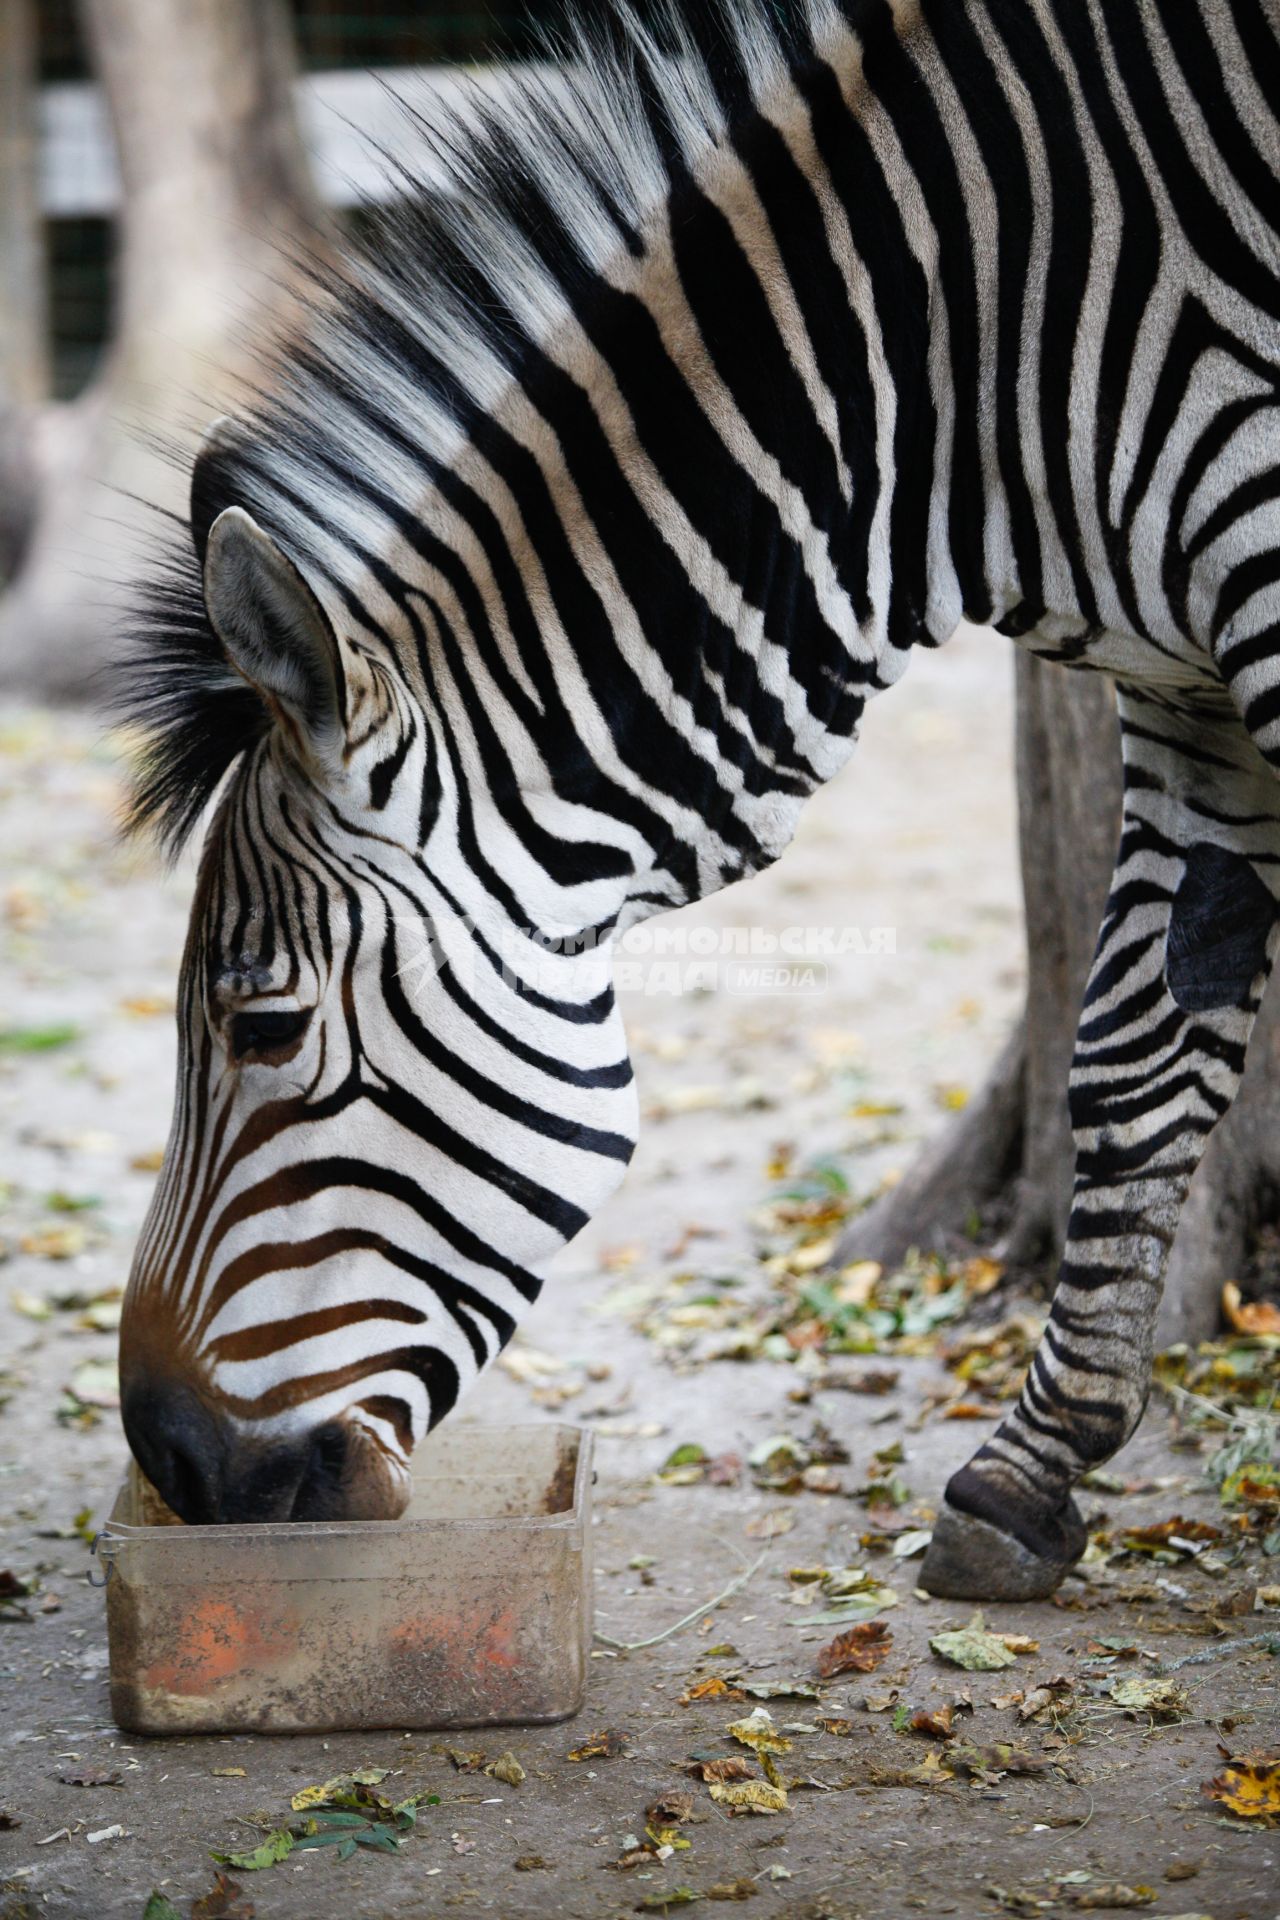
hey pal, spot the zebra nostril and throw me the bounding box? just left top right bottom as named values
left=121, top=1381, right=223, bottom=1525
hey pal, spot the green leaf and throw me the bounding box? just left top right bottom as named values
left=354, top=1823, right=403, bottom=1852
left=141, top=1896, right=183, bottom=1920
left=929, top=1611, right=1018, bottom=1672
left=0, top=1024, right=80, bottom=1053
left=45, top=1190, right=101, bottom=1212
left=211, top=1827, right=295, bottom=1871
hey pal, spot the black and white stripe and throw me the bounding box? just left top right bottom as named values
left=116, top=0, right=1280, bottom=1566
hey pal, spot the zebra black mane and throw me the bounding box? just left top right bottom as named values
left=116, top=0, right=825, bottom=855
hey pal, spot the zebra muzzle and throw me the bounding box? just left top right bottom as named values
left=120, top=1377, right=411, bottom=1525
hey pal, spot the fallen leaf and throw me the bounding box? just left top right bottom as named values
left=903, top=1749, right=955, bottom=1786
left=142, top=1898, right=183, bottom=1920
left=1106, top=1676, right=1190, bottom=1720
left=1222, top=1281, right=1280, bottom=1336
left=680, top=1757, right=754, bottom=1784
left=86, top=1823, right=126, bottom=1843
left=58, top=1767, right=121, bottom=1788
left=0, top=1023, right=79, bottom=1054
left=1163, top=1861, right=1200, bottom=1882
left=745, top=1509, right=794, bottom=1539
left=10, top=1289, right=52, bottom=1321
left=708, top=1779, right=788, bottom=1814
left=21, top=1224, right=88, bottom=1260
left=946, top=1742, right=1047, bottom=1778
left=514, top=1855, right=550, bottom=1870
left=635, top=1890, right=701, bottom=1912
left=568, top=1728, right=630, bottom=1761
left=1204, top=1748, right=1280, bottom=1824
left=647, top=1791, right=695, bottom=1829
left=891, top=1529, right=933, bottom=1559
left=657, top=1443, right=710, bottom=1486
left=484, top=1751, right=525, bottom=1787
left=930, top=1612, right=1019, bottom=1671
left=212, top=1830, right=295, bottom=1872
left=290, top=1767, right=390, bottom=1810
left=705, top=1879, right=758, bottom=1901
left=726, top=1708, right=792, bottom=1755
left=909, top=1705, right=954, bottom=1739
left=65, top=1358, right=119, bottom=1409
left=1018, top=1678, right=1073, bottom=1722
left=1120, top=1518, right=1222, bottom=1555
left=739, top=1679, right=821, bottom=1701
left=1063, top=1886, right=1155, bottom=1910
left=815, top=1620, right=893, bottom=1679
left=211, top=1767, right=247, bottom=1779
left=1221, top=1464, right=1280, bottom=1511
left=679, top=1676, right=745, bottom=1706
left=191, top=1871, right=256, bottom=1920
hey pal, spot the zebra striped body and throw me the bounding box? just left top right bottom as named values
left=118, top=0, right=1280, bottom=1591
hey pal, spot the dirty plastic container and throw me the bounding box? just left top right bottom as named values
left=97, top=1423, right=593, bottom=1736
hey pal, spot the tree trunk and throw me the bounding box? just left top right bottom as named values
left=838, top=650, right=1280, bottom=1343
left=0, top=0, right=326, bottom=694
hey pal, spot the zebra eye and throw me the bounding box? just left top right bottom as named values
left=229, top=1008, right=312, bottom=1061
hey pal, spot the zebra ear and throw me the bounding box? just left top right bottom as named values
left=190, top=416, right=241, bottom=567
left=203, top=506, right=345, bottom=753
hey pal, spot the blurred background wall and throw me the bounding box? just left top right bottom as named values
left=0, top=0, right=586, bottom=695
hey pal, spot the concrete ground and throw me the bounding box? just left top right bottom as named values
left=0, top=629, right=1277, bottom=1920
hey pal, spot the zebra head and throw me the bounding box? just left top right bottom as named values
left=119, top=484, right=639, bottom=1523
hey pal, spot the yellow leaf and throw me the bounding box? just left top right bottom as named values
left=1205, top=1751, right=1280, bottom=1824
left=708, top=1779, right=788, bottom=1814
left=20, top=1225, right=87, bottom=1260
left=726, top=1708, right=792, bottom=1755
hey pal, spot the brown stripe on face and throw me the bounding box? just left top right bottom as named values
left=359, top=1394, right=414, bottom=1454
left=206, top=1296, right=428, bottom=1364
left=210, top=1343, right=459, bottom=1423
left=192, top=1225, right=381, bottom=1338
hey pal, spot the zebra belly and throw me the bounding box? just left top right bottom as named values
left=1008, top=617, right=1218, bottom=693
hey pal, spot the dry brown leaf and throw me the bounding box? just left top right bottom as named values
left=909, top=1704, right=954, bottom=1739
left=745, top=1509, right=795, bottom=1540
left=646, top=1790, right=695, bottom=1827
left=815, top=1619, right=892, bottom=1679
left=678, top=1676, right=745, bottom=1706
left=567, top=1728, right=630, bottom=1761
left=681, top=1756, right=755, bottom=1784
left=1222, top=1281, right=1280, bottom=1336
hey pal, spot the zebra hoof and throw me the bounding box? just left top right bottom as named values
left=919, top=1501, right=1083, bottom=1602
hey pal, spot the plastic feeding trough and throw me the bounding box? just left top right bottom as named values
left=96, top=1423, right=593, bottom=1735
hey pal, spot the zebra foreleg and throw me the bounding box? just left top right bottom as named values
left=920, top=686, right=1280, bottom=1601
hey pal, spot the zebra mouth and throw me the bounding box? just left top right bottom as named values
left=121, top=1379, right=411, bottom=1525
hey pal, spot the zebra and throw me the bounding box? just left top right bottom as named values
left=116, top=0, right=1280, bottom=1601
